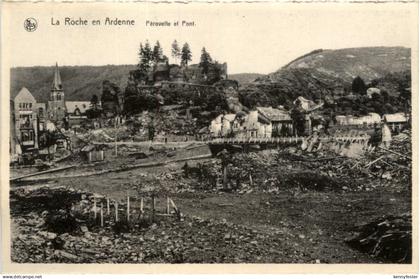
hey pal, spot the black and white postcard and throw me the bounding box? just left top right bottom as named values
left=1, top=1, right=418, bottom=275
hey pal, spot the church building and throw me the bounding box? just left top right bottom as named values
left=48, top=63, right=66, bottom=122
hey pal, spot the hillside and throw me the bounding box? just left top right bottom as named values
left=10, top=47, right=411, bottom=112
left=10, top=65, right=261, bottom=103
left=229, top=73, right=265, bottom=85
left=10, top=65, right=136, bottom=102
left=240, top=67, right=347, bottom=109
left=240, top=47, right=411, bottom=111
left=280, top=46, right=410, bottom=83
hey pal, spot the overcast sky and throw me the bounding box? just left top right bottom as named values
left=3, top=2, right=417, bottom=74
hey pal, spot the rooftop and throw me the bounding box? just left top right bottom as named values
left=257, top=106, right=291, bottom=122
left=383, top=112, right=409, bottom=123
left=65, top=101, right=91, bottom=114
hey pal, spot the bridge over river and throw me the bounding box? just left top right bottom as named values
left=206, top=135, right=371, bottom=154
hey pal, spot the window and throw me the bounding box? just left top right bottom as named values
left=19, top=103, right=22, bottom=109
left=21, top=127, right=34, bottom=140
left=57, top=94, right=61, bottom=101
left=29, top=103, right=32, bottom=108
left=21, top=132, right=29, bottom=141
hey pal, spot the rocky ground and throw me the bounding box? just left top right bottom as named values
left=10, top=131, right=412, bottom=263
left=11, top=192, right=318, bottom=264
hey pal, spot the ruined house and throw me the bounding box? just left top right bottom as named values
left=101, top=80, right=121, bottom=117
left=292, top=96, right=325, bottom=135
left=233, top=111, right=272, bottom=138
left=81, top=144, right=106, bottom=162
left=210, top=110, right=273, bottom=139
left=294, top=96, right=316, bottom=111
left=13, top=87, right=43, bottom=151
left=10, top=100, right=18, bottom=159
left=256, top=107, right=293, bottom=137
left=65, top=101, right=90, bottom=127
left=210, top=114, right=236, bottom=138
left=335, top=112, right=382, bottom=126
left=147, top=61, right=228, bottom=85
left=168, top=65, right=184, bottom=82
left=383, top=112, right=409, bottom=133
left=153, top=62, right=170, bottom=84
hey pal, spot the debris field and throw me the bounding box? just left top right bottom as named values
left=10, top=130, right=412, bottom=263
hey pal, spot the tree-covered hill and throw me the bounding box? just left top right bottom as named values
left=281, top=46, right=410, bottom=83
left=10, top=65, right=135, bottom=103
left=239, top=47, right=411, bottom=115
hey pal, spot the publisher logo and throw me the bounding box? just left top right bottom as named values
left=24, top=18, right=38, bottom=32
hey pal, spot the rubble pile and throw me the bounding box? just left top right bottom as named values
left=128, top=111, right=200, bottom=139
left=372, top=131, right=411, bottom=184
left=75, top=127, right=129, bottom=143
left=12, top=215, right=295, bottom=263
left=179, top=128, right=411, bottom=194
left=346, top=213, right=412, bottom=263
left=181, top=159, right=221, bottom=190
left=273, top=171, right=343, bottom=192
left=180, top=152, right=277, bottom=192
left=11, top=187, right=298, bottom=263
left=282, top=130, right=411, bottom=190
left=10, top=186, right=83, bottom=213
left=180, top=151, right=353, bottom=193
left=275, top=150, right=381, bottom=192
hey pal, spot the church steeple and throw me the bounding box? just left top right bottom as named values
left=48, top=62, right=66, bottom=122
left=52, top=62, right=62, bottom=90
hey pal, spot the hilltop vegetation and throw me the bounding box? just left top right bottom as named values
left=282, top=47, right=410, bottom=82
left=11, top=65, right=135, bottom=103
left=239, top=47, right=411, bottom=116
left=240, top=67, right=346, bottom=109
left=10, top=46, right=411, bottom=120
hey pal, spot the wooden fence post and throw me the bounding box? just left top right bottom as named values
left=115, top=201, right=119, bottom=222
left=223, top=166, right=227, bottom=189
left=107, top=198, right=110, bottom=215
left=100, top=203, right=104, bottom=227
left=166, top=196, right=170, bottom=214
left=169, top=198, right=181, bottom=220
left=169, top=198, right=178, bottom=212
left=127, top=193, right=130, bottom=222
left=93, top=197, right=97, bottom=220
left=151, top=195, right=155, bottom=221
left=140, top=197, right=144, bottom=213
